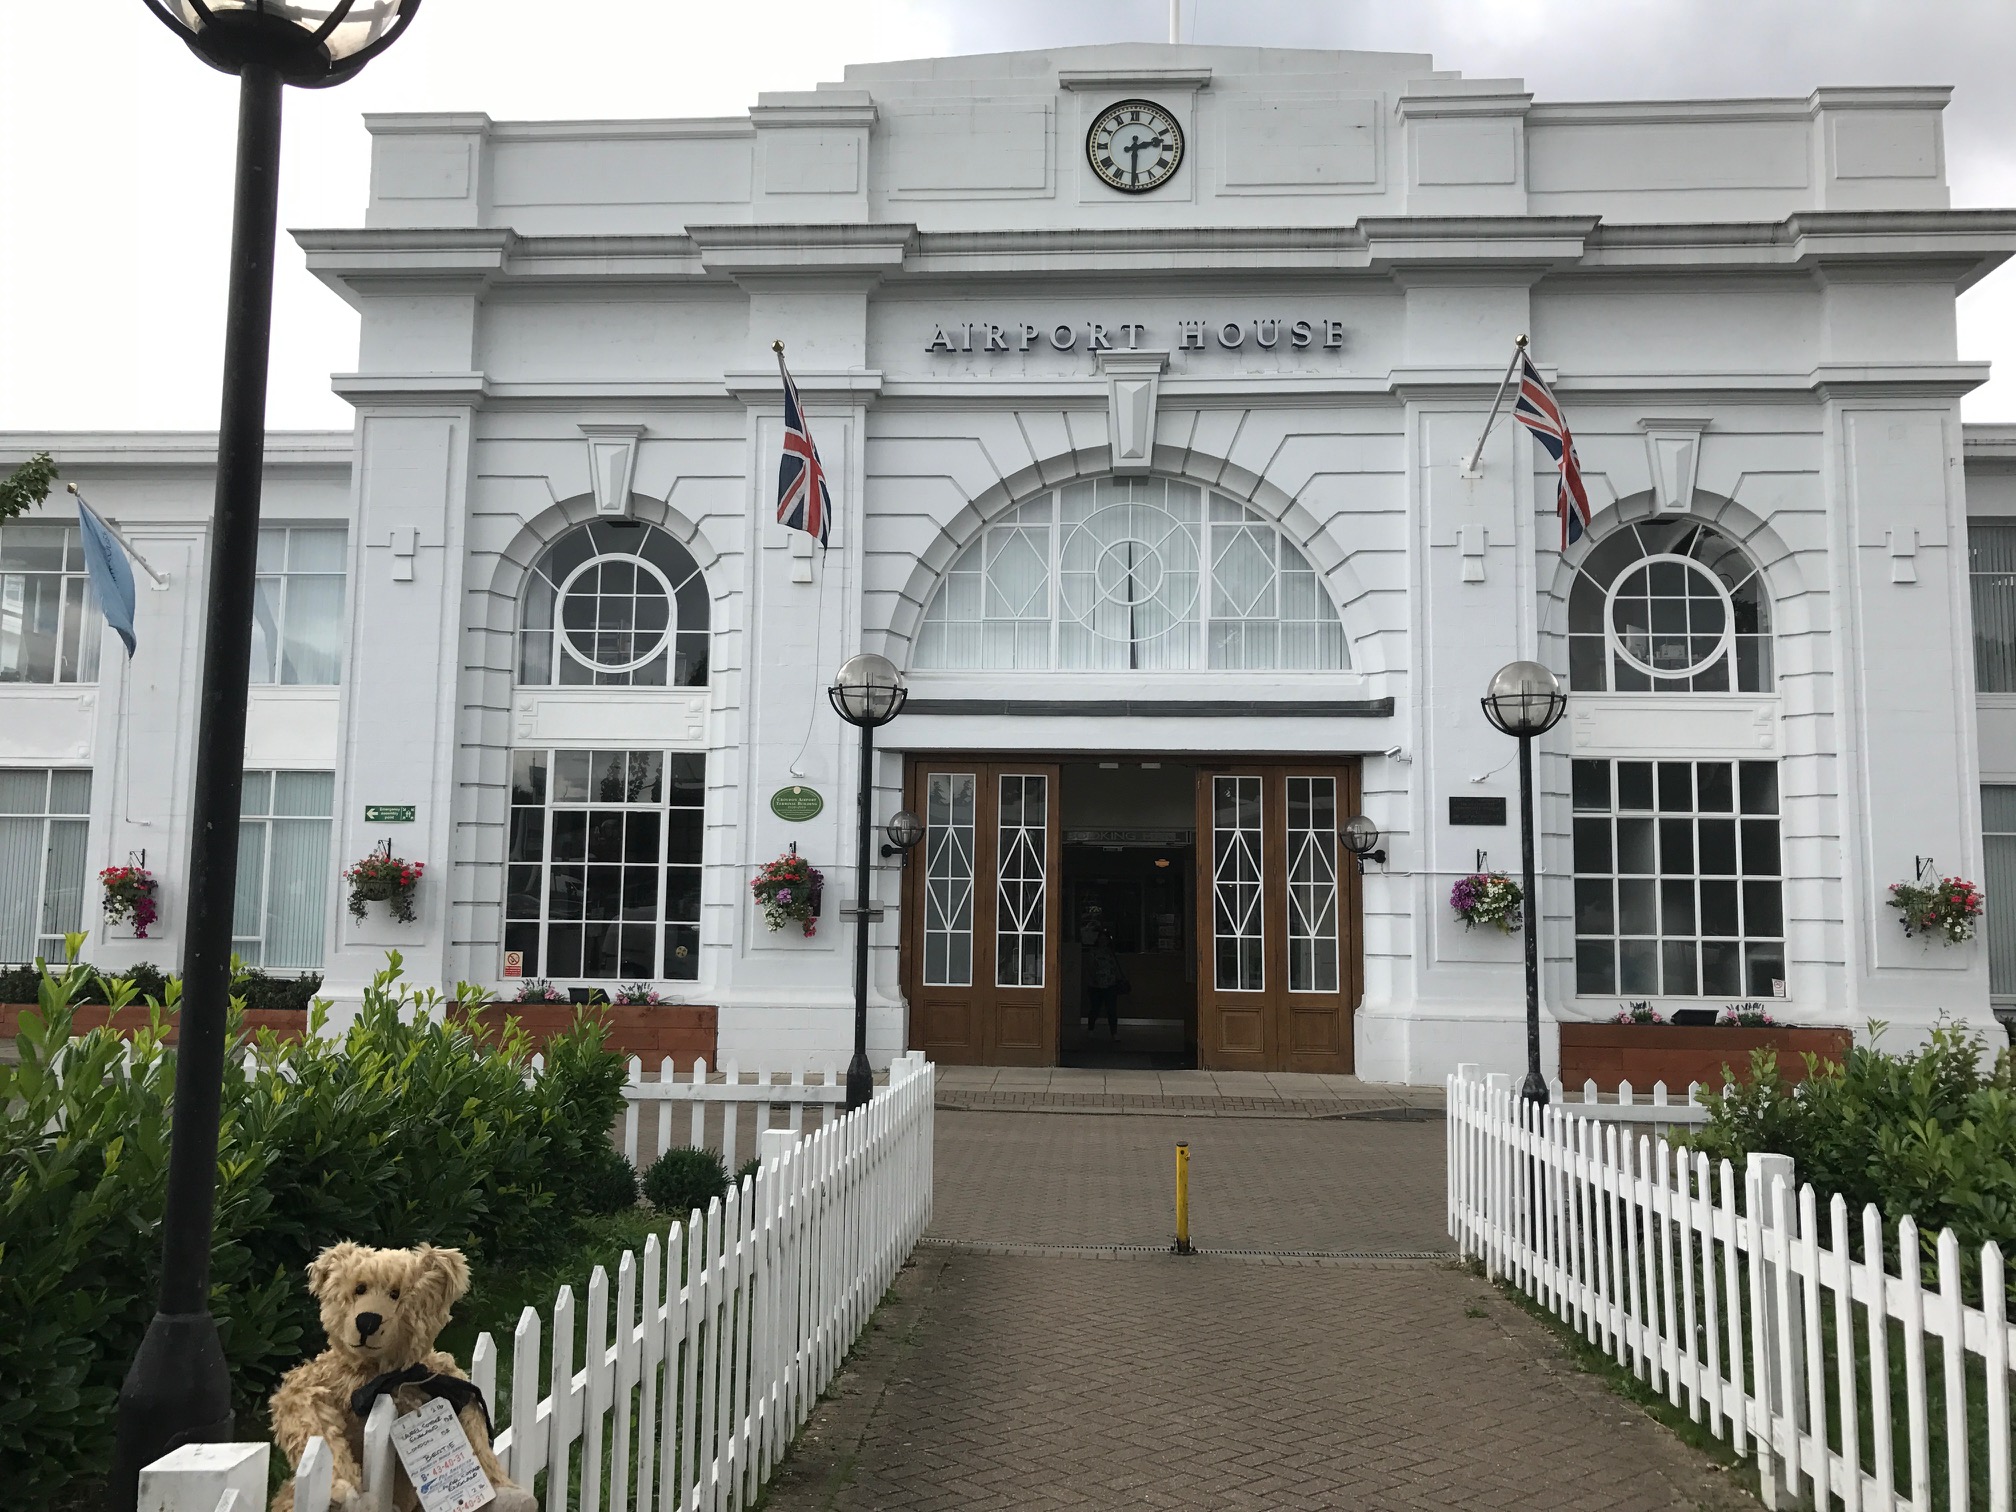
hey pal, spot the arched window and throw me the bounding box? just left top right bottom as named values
left=1567, top=519, right=1771, bottom=694
left=916, top=478, right=1346, bottom=672
left=516, top=521, right=708, bottom=688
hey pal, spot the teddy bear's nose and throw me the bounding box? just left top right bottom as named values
left=355, top=1312, right=384, bottom=1341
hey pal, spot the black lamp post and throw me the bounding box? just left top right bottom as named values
left=828, top=654, right=909, bottom=1112
left=1480, top=659, right=1568, bottom=1106
left=116, top=4, right=421, bottom=1503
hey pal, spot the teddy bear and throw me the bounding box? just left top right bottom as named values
left=268, top=1241, right=537, bottom=1512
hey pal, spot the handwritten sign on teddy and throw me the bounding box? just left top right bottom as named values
left=388, top=1396, right=496, bottom=1512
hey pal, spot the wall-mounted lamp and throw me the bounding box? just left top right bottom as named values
left=881, top=808, right=925, bottom=859
left=1340, top=814, right=1385, bottom=869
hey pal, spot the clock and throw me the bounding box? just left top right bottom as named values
left=1086, top=98, right=1183, bottom=194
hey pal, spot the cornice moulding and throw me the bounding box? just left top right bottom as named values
left=0, top=433, right=352, bottom=470
left=723, top=371, right=885, bottom=404
left=330, top=373, right=490, bottom=405
left=1057, top=67, right=1212, bottom=91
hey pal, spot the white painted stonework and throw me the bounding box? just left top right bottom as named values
left=6, top=43, right=2015, bottom=1080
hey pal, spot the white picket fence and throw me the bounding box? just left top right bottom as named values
left=618, top=1057, right=850, bottom=1173
left=151, top=1052, right=934, bottom=1512
left=1448, top=1065, right=2014, bottom=1512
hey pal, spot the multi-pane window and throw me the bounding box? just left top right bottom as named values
left=505, top=749, right=703, bottom=982
left=916, top=477, right=1347, bottom=673
left=1983, top=785, right=2016, bottom=1002
left=0, top=523, right=100, bottom=684
left=1573, top=758, right=1785, bottom=999
left=1968, top=519, right=2016, bottom=693
left=233, top=771, right=334, bottom=970
left=0, top=769, right=91, bottom=962
left=251, top=526, right=346, bottom=685
left=923, top=772, right=976, bottom=987
left=1211, top=776, right=1264, bottom=991
left=1567, top=520, right=1771, bottom=694
left=1285, top=776, right=1340, bottom=993
left=517, top=521, right=710, bottom=688
left=995, top=774, right=1047, bottom=987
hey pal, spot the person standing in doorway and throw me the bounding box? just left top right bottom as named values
left=1079, top=907, right=1125, bottom=1036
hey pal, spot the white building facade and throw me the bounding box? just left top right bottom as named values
left=6, top=43, right=2015, bottom=1080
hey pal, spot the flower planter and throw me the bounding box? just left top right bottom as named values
left=1558, top=1022, right=1852, bottom=1093
left=471, top=1002, right=718, bottom=1068
left=0, top=1004, right=309, bottom=1042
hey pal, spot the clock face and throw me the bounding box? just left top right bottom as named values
left=1086, top=99, right=1183, bottom=194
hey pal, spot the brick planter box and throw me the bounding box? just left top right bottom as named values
left=1558, top=1022, right=1853, bottom=1093
left=2, top=1001, right=718, bottom=1067
left=471, top=1003, right=717, bottom=1069
left=0, top=1003, right=309, bottom=1042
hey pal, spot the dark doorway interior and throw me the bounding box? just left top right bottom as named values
left=1059, top=762, right=1197, bottom=1069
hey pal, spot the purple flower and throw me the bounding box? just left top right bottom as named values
left=776, top=888, right=792, bottom=904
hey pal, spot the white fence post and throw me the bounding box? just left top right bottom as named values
left=135, top=1444, right=268, bottom=1512
left=1445, top=1068, right=2016, bottom=1512
left=262, top=1056, right=937, bottom=1512
left=1746, top=1150, right=1800, bottom=1505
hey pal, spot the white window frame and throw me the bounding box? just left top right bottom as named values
left=232, top=770, right=335, bottom=972
left=0, top=768, right=92, bottom=963
left=0, top=523, right=100, bottom=686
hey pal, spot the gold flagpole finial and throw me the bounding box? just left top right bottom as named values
left=772, top=340, right=785, bottom=354
left=66, top=482, right=79, bottom=495
left=1516, top=334, right=1528, bottom=348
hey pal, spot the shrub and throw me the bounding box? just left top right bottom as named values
left=736, top=1155, right=762, bottom=1187
left=231, top=966, right=322, bottom=1014
left=1684, top=1023, right=2016, bottom=1297
left=643, top=1146, right=729, bottom=1217
left=0, top=950, right=628, bottom=1508
left=0, top=959, right=170, bottom=1006
left=524, top=1009, right=632, bottom=1223
left=573, top=1145, right=641, bottom=1216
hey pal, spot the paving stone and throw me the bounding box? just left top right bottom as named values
left=759, top=1110, right=1756, bottom=1512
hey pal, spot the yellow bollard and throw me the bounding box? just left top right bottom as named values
left=1173, top=1141, right=1194, bottom=1254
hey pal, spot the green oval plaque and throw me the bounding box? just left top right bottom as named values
left=770, top=785, right=824, bottom=822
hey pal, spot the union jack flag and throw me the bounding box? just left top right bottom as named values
left=1511, top=348, right=1592, bottom=549
left=774, top=347, right=831, bottom=549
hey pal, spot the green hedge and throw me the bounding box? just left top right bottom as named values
left=1684, top=1022, right=2016, bottom=1297
left=0, top=951, right=633, bottom=1508
left=0, top=960, right=319, bottom=1011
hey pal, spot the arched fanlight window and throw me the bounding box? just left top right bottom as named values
left=915, top=477, right=1347, bottom=672
left=1567, top=519, right=1772, bottom=693
left=517, top=520, right=709, bottom=687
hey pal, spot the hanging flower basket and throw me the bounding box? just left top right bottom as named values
left=344, top=849, right=424, bottom=924
left=1887, top=875, right=1982, bottom=944
left=99, top=866, right=159, bottom=938
left=752, top=849, right=823, bottom=938
left=1450, top=871, right=1523, bottom=933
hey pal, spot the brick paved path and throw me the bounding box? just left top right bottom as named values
left=762, top=1096, right=1753, bottom=1512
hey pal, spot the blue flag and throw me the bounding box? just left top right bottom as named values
left=76, top=498, right=137, bottom=658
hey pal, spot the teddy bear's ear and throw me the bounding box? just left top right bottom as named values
left=306, top=1241, right=365, bottom=1300
left=416, top=1245, right=471, bottom=1305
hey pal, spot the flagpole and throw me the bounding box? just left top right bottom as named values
left=67, top=483, right=169, bottom=587
left=1460, top=335, right=1528, bottom=478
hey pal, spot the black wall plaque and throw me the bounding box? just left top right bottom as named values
left=1449, top=796, right=1507, bottom=827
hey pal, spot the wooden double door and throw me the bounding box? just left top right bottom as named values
left=902, top=757, right=1359, bottom=1072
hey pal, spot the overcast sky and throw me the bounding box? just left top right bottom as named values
left=4, top=0, right=2013, bottom=433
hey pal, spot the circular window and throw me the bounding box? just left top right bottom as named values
left=1094, top=538, right=1166, bottom=605
left=556, top=555, right=675, bottom=674
left=1604, top=554, right=1731, bottom=679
